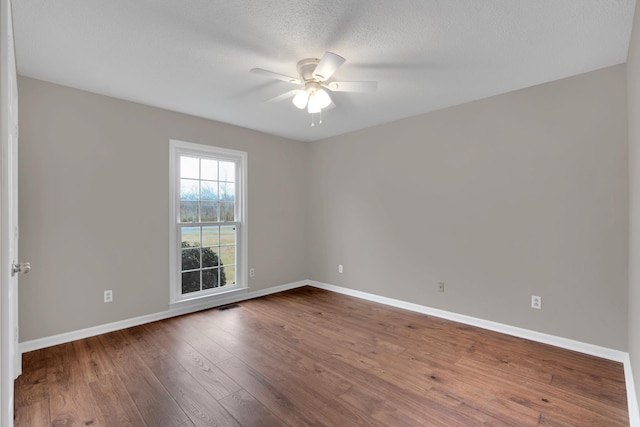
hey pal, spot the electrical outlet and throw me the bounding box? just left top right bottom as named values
left=531, top=295, right=541, bottom=309
left=438, top=282, right=445, bottom=292
left=249, top=268, right=255, bottom=277
left=338, top=264, right=343, bottom=273
left=104, top=290, right=113, bottom=303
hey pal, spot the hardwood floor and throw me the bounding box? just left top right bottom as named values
left=14, top=286, right=629, bottom=426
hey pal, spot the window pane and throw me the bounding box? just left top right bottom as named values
left=220, top=182, right=235, bottom=201
left=182, top=271, right=200, bottom=294
left=180, top=201, right=199, bottom=223
left=200, top=201, right=218, bottom=222
left=202, top=247, right=221, bottom=268
left=180, top=156, right=200, bottom=179
left=219, top=161, right=235, bottom=182
left=220, top=202, right=234, bottom=221
left=201, top=226, right=219, bottom=247
left=181, top=248, right=200, bottom=271
left=223, top=266, right=235, bottom=286
left=219, top=245, right=235, bottom=267
left=180, top=179, right=199, bottom=201
left=202, top=268, right=219, bottom=289
left=220, top=226, right=236, bottom=245
left=201, top=159, right=218, bottom=180
left=172, top=143, right=244, bottom=301
left=181, top=227, right=200, bottom=247
left=201, top=181, right=218, bottom=200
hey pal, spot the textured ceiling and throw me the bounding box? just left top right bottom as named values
left=12, top=0, right=637, bottom=142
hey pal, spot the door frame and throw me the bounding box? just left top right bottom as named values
left=1, top=0, right=20, bottom=425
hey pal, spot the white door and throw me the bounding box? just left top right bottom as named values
left=1, top=0, right=24, bottom=425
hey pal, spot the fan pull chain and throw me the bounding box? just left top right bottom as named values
left=310, top=111, right=323, bottom=127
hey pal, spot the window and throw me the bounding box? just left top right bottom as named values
left=170, top=140, right=247, bottom=303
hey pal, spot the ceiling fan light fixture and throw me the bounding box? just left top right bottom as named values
left=307, top=94, right=322, bottom=114
left=315, top=89, right=332, bottom=109
left=307, top=87, right=332, bottom=114
left=252, top=51, right=377, bottom=125
left=292, top=90, right=309, bottom=109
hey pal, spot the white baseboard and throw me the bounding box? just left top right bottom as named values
left=23, top=279, right=626, bottom=361
left=309, top=281, right=626, bottom=361
left=19, top=280, right=308, bottom=353
left=308, top=280, right=639, bottom=426
left=18, top=279, right=639, bottom=426
left=625, top=354, right=640, bottom=427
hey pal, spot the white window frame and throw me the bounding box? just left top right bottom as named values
left=169, top=139, right=248, bottom=304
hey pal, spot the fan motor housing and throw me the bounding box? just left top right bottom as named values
left=296, top=58, right=321, bottom=82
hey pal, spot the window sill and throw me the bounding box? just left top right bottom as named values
left=169, top=286, right=249, bottom=312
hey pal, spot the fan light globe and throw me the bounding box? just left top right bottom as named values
left=315, top=89, right=332, bottom=109
left=292, top=90, right=309, bottom=109
left=307, top=89, right=332, bottom=114
left=307, top=94, right=322, bottom=114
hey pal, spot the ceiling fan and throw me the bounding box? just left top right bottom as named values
left=250, top=52, right=377, bottom=125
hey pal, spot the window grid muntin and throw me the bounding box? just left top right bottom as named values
left=178, top=153, right=239, bottom=295
left=179, top=157, right=236, bottom=224
left=170, top=140, right=246, bottom=303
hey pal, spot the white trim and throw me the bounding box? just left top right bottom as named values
left=168, top=286, right=247, bottom=309
left=23, top=279, right=630, bottom=360
left=19, top=280, right=307, bottom=353
left=17, top=279, right=640, bottom=426
left=1, top=1, right=19, bottom=425
left=308, top=281, right=626, bottom=362
left=308, top=281, right=639, bottom=425
left=625, top=354, right=640, bottom=427
left=20, top=277, right=633, bottom=363
left=168, top=139, right=248, bottom=304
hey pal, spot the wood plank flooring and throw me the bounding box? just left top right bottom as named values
left=14, top=286, right=629, bottom=426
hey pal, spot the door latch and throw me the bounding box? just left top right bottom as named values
left=11, top=262, right=30, bottom=276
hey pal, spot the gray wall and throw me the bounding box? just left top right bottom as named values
left=17, top=77, right=310, bottom=341
left=628, top=0, right=640, bottom=411
left=308, top=65, right=629, bottom=350
left=18, top=64, right=630, bottom=353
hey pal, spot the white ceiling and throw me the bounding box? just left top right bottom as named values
left=12, top=0, right=637, bottom=142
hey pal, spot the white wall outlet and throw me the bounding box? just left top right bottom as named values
left=338, top=264, right=343, bottom=273
left=531, top=295, right=541, bottom=309
left=104, top=290, right=113, bottom=303
left=249, top=268, right=255, bottom=277
left=438, top=282, right=445, bottom=292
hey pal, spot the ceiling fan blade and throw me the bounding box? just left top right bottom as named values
left=325, top=81, right=378, bottom=93
left=267, top=90, right=300, bottom=103
left=312, top=52, right=346, bottom=81
left=250, top=68, right=301, bottom=85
